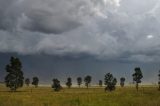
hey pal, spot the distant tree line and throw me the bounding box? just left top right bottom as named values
left=3, top=56, right=160, bottom=92
left=25, top=77, right=39, bottom=87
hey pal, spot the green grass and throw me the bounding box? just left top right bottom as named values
left=0, top=85, right=160, bottom=106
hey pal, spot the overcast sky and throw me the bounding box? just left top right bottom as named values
left=0, top=0, right=160, bottom=84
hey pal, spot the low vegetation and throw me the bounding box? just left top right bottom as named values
left=0, top=85, right=160, bottom=106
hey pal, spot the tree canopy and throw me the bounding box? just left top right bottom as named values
left=52, top=78, right=62, bottom=91
left=25, top=78, right=30, bottom=86
left=77, top=77, right=82, bottom=88
left=158, top=70, right=160, bottom=91
left=32, top=77, right=39, bottom=88
left=5, top=56, right=24, bottom=91
left=132, top=67, right=143, bottom=91
left=120, top=77, right=125, bottom=87
left=66, top=77, right=72, bottom=88
left=104, top=73, right=117, bottom=91
left=99, top=80, right=103, bottom=87
left=84, top=75, right=92, bottom=88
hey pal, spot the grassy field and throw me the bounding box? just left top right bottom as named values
left=0, top=85, right=160, bottom=106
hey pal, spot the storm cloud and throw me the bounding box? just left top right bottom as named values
left=0, top=0, right=160, bottom=62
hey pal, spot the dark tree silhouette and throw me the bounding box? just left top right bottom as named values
left=132, top=67, right=143, bottom=91
left=104, top=73, right=117, bottom=91
left=99, top=80, right=103, bottom=87
left=52, top=79, right=62, bottom=91
left=5, top=56, right=24, bottom=91
left=120, top=77, right=125, bottom=87
left=25, top=78, right=30, bottom=87
left=158, top=70, right=160, bottom=91
left=32, top=77, right=39, bottom=88
left=77, top=77, right=82, bottom=88
left=66, top=77, right=72, bottom=88
left=84, top=75, right=92, bottom=88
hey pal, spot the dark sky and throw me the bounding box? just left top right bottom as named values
left=0, top=53, right=159, bottom=85
left=0, top=0, right=160, bottom=84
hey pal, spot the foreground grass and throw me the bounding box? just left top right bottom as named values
left=0, top=85, right=160, bottom=106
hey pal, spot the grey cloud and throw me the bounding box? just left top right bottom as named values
left=0, top=0, right=160, bottom=62
left=23, top=0, right=113, bottom=34
left=22, top=11, right=81, bottom=34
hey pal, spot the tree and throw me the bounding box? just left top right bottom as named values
left=120, top=77, right=125, bottom=87
left=66, top=77, right=72, bottom=88
left=132, top=67, right=143, bottom=91
left=32, top=77, right=39, bottom=88
left=104, top=73, right=117, bottom=91
left=84, top=75, right=92, bottom=88
left=158, top=70, right=160, bottom=91
left=99, top=80, right=103, bottom=87
left=5, top=56, right=24, bottom=91
left=25, top=78, right=30, bottom=87
left=77, top=77, right=82, bottom=88
left=52, top=79, right=62, bottom=91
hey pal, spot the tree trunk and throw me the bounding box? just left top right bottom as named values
left=136, top=83, right=138, bottom=91
left=35, top=85, right=38, bottom=88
